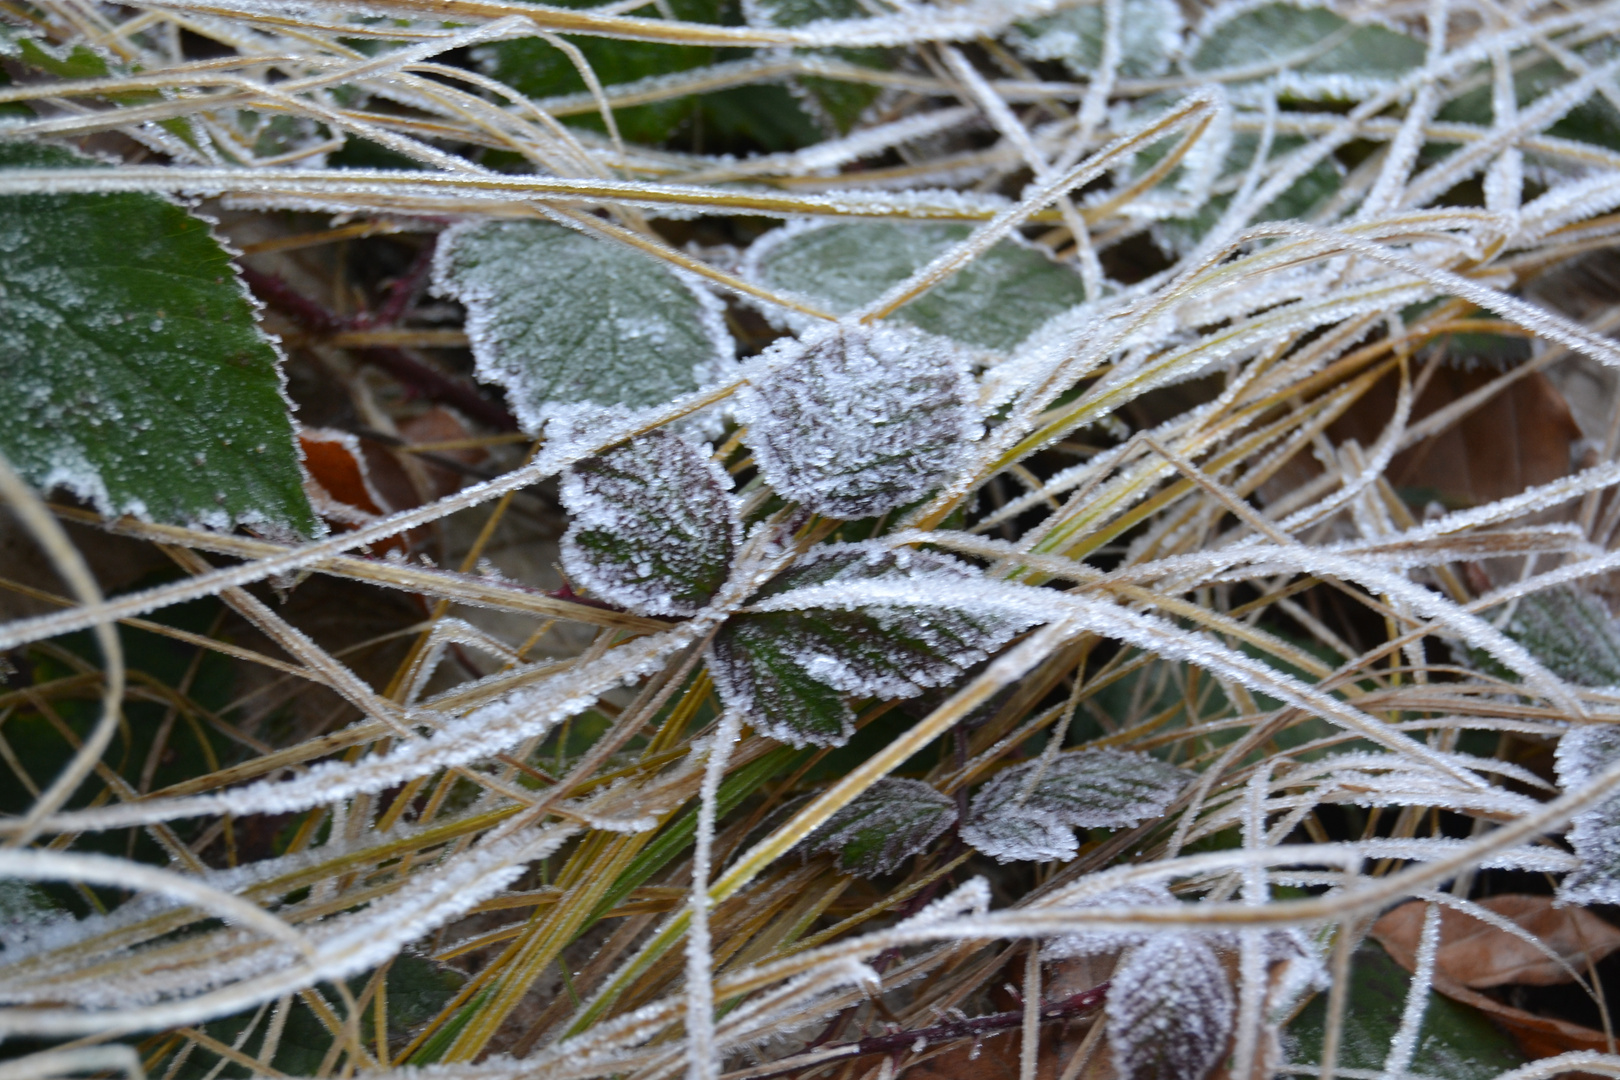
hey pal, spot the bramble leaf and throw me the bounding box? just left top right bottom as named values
left=432, top=220, right=735, bottom=432
left=1555, top=723, right=1620, bottom=904
left=736, top=322, right=981, bottom=520
left=1013, top=0, right=1182, bottom=79
left=1188, top=3, right=1424, bottom=91
left=804, top=777, right=957, bottom=876
left=962, top=749, right=1190, bottom=863
left=1503, top=587, right=1620, bottom=688
left=743, top=222, right=1087, bottom=352
left=559, top=430, right=741, bottom=616
left=1108, top=934, right=1234, bottom=1080
left=0, top=141, right=314, bottom=533
left=709, top=546, right=1037, bottom=747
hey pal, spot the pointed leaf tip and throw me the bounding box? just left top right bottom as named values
left=738, top=322, right=981, bottom=521
left=804, top=777, right=957, bottom=877
left=560, top=430, right=741, bottom=617
left=962, top=749, right=1189, bottom=863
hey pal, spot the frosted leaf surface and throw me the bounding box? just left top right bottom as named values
left=1011, top=0, right=1181, bottom=78
left=1189, top=3, right=1424, bottom=87
left=742, top=221, right=1086, bottom=351
left=0, top=141, right=314, bottom=533
left=1108, top=934, right=1235, bottom=1080
left=962, top=749, right=1190, bottom=863
left=708, top=545, right=1037, bottom=746
left=559, top=431, right=740, bottom=616
left=803, top=777, right=957, bottom=876
left=746, top=0, right=866, bottom=28
left=1555, top=724, right=1620, bottom=904
left=1043, top=882, right=1176, bottom=959
left=1501, top=587, right=1620, bottom=688
left=736, top=322, right=981, bottom=520
left=432, top=220, right=735, bottom=432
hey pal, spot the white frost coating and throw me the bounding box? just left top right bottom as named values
left=559, top=430, right=742, bottom=616
left=736, top=322, right=982, bottom=519
left=803, top=777, right=957, bottom=876
left=1556, top=723, right=1620, bottom=904
left=1009, top=0, right=1181, bottom=78
left=1042, top=882, right=1177, bottom=959
left=961, top=750, right=1190, bottom=863
left=13, top=619, right=712, bottom=832
left=432, top=219, right=736, bottom=433
left=1107, top=934, right=1234, bottom=1080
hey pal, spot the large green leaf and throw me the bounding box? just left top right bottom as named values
left=709, top=546, right=1037, bottom=746
left=0, top=141, right=314, bottom=532
left=1287, top=944, right=1526, bottom=1080
left=1188, top=3, right=1425, bottom=91
left=432, top=220, right=735, bottom=431
left=744, top=222, right=1087, bottom=352
left=1438, top=44, right=1620, bottom=153
left=962, top=749, right=1190, bottom=862
left=559, top=430, right=740, bottom=616
left=803, top=777, right=957, bottom=876
left=1013, top=0, right=1182, bottom=79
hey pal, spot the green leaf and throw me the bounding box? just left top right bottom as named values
left=1013, top=0, right=1182, bottom=79
left=744, top=222, right=1087, bottom=352
left=1555, top=723, right=1620, bottom=904
left=1286, top=944, right=1526, bottom=1080
left=0, top=141, right=315, bottom=533
left=742, top=0, right=888, bottom=132
left=709, top=545, right=1037, bottom=747
left=559, top=430, right=740, bottom=616
left=738, top=323, right=981, bottom=519
left=1108, top=934, right=1233, bottom=1080
left=1502, top=586, right=1620, bottom=687
left=803, top=777, right=957, bottom=876
left=1188, top=3, right=1425, bottom=90
left=432, top=220, right=735, bottom=431
left=961, top=749, right=1190, bottom=863
left=1438, top=45, right=1620, bottom=153
left=1153, top=134, right=1345, bottom=254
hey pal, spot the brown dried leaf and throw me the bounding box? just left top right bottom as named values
left=1372, top=896, right=1620, bottom=989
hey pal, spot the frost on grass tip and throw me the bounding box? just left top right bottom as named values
left=962, top=749, right=1190, bottom=863
left=1556, top=723, right=1620, bottom=904
left=559, top=431, right=741, bottom=617
left=1107, top=934, right=1235, bottom=1080
left=736, top=323, right=981, bottom=520
left=802, top=778, right=957, bottom=877
left=432, top=220, right=735, bottom=433
left=707, top=545, right=1037, bottom=747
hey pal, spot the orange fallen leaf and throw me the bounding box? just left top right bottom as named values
left=1372, top=896, right=1620, bottom=989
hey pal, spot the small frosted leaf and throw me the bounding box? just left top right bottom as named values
left=1556, top=724, right=1620, bottom=904
left=433, top=220, right=735, bottom=432
left=737, top=323, right=981, bottom=520
left=1012, top=0, right=1182, bottom=79
left=743, top=222, right=1086, bottom=352
left=559, top=430, right=740, bottom=616
left=1189, top=4, right=1424, bottom=85
left=1505, top=587, right=1620, bottom=688
left=804, top=777, right=957, bottom=876
left=1043, top=882, right=1176, bottom=959
left=0, top=141, right=314, bottom=533
left=962, top=749, right=1190, bottom=863
left=1109, top=934, right=1235, bottom=1080
left=709, top=545, right=1035, bottom=747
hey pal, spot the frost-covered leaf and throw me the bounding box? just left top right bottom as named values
left=1439, top=44, right=1620, bottom=153
left=736, top=322, right=981, bottom=520
left=0, top=879, right=65, bottom=953
left=1108, top=934, right=1234, bottom=1080
left=1043, top=882, right=1176, bottom=959
left=0, top=141, right=314, bottom=533
left=709, top=545, right=1036, bottom=747
left=962, top=749, right=1190, bottom=863
left=1287, top=945, right=1525, bottom=1080
left=432, top=220, right=735, bottom=432
left=1154, top=134, right=1345, bottom=255
left=1012, top=0, right=1182, bottom=79
left=803, top=777, right=957, bottom=876
left=1555, top=723, right=1620, bottom=904
left=1189, top=4, right=1424, bottom=92
left=1503, top=587, right=1620, bottom=688
left=559, top=431, right=740, bottom=616
left=743, top=222, right=1087, bottom=352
